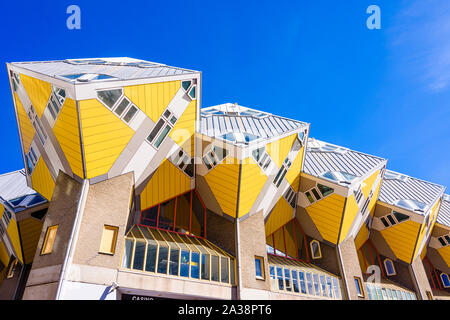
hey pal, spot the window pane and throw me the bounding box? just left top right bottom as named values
left=169, top=248, right=180, bottom=276
left=317, top=184, right=334, bottom=197
left=320, top=275, right=327, bottom=297
left=132, top=241, right=146, bottom=270
left=191, top=252, right=200, bottom=279
left=180, top=250, right=190, bottom=277
left=230, top=260, right=235, bottom=285
left=354, top=278, right=362, bottom=296
left=326, top=276, right=333, bottom=298
left=292, top=270, right=299, bottom=293
left=157, top=246, right=169, bottom=274
left=306, top=272, right=314, bottom=295
left=311, top=188, right=322, bottom=201
left=41, top=225, right=58, bottom=255
left=182, top=80, right=191, bottom=91
left=313, top=273, right=321, bottom=296
left=154, top=125, right=171, bottom=148
left=277, top=267, right=284, bottom=290
left=147, top=119, right=165, bottom=143
left=98, top=89, right=122, bottom=108
left=269, top=266, right=277, bottom=289
left=371, top=286, right=378, bottom=300
left=305, top=191, right=315, bottom=204
left=220, top=257, right=229, bottom=283
left=333, top=278, right=340, bottom=299
left=114, top=98, right=130, bottom=116
left=387, top=215, right=396, bottom=225
left=393, top=211, right=409, bottom=223
left=366, top=284, right=372, bottom=300
left=122, top=239, right=133, bottom=268
left=211, top=255, right=220, bottom=282
left=380, top=217, right=390, bottom=228
left=284, top=268, right=292, bottom=291
left=145, top=244, right=157, bottom=272
left=255, top=258, right=263, bottom=278
left=201, top=254, right=210, bottom=280
left=299, top=271, right=307, bottom=294
left=99, top=226, right=118, bottom=254
left=123, top=105, right=138, bottom=123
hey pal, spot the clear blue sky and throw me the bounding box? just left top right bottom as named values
left=0, top=0, right=448, bottom=188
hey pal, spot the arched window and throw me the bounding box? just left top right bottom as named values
left=384, top=258, right=396, bottom=276
left=310, top=240, right=322, bottom=259
left=441, top=273, right=450, bottom=288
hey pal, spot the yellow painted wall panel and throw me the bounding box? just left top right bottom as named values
left=238, top=157, right=267, bottom=218
left=285, top=146, right=304, bottom=192
left=339, top=195, right=359, bottom=244
left=31, top=158, right=55, bottom=201
left=53, top=98, right=83, bottom=177
left=285, top=225, right=297, bottom=258
left=354, top=224, right=369, bottom=250
left=79, top=99, right=134, bottom=179
left=169, top=99, right=196, bottom=157
left=6, top=219, right=23, bottom=264
left=14, top=93, right=35, bottom=153
left=380, top=220, right=421, bottom=263
left=20, top=74, right=51, bottom=118
left=124, top=81, right=180, bottom=122
left=361, top=170, right=380, bottom=198
left=140, top=159, right=191, bottom=210
left=204, top=158, right=240, bottom=217
left=266, top=133, right=297, bottom=169
left=265, top=197, right=294, bottom=237
left=305, top=193, right=346, bottom=244
left=18, top=218, right=43, bottom=264
left=412, top=200, right=441, bottom=261
left=273, top=228, right=285, bottom=253
left=437, top=246, right=450, bottom=268
left=0, top=241, right=9, bottom=270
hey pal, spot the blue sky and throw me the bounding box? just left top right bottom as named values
left=0, top=0, right=448, bottom=188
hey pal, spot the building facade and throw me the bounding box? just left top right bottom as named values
left=0, top=58, right=448, bottom=300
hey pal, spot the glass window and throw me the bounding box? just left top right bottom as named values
left=122, top=239, right=133, bottom=268
left=381, top=288, right=388, bottom=300
left=317, top=184, right=334, bottom=197
left=213, top=146, right=228, bottom=162
left=441, top=273, right=450, bottom=288
left=384, top=259, right=396, bottom=276
left=310, top=240, right=322, bottom=259
left=326, top=276, right=333, bottom=298
left=269, top=266, right=277, bottom=289
left=145, top=243, right=157, bottom=272
left=299, top=271, right=307, bottom=294
left=401, top=291, right=407, bottom=300
left=189, top=85, right=196, bottom=99
left=392, top=211, right=409, bottom=223
left=386, top=288, right=393, bottom=300
left=439, top=237, right=447, bottom=246
left=371, top=286, right=378, bottom=300
left=255, top=257, right=264, bottom=279
left=380, top=217, right=390, bottom=228
left=376, top=287, right=383, bottom=300
left=201, top=254, right=210, bottom=280
left=277, top=267, right=284, bottom=290
left=132, top=241, right=146, bottom=270
left=41, top=225, right=58, bottom=255
left=123, top=105, right=138, bottom=123
left=169, top=247, right=180, bottom=276
left=157, top=246, right=169, bottom=274
left=313, top=273, right=321, bottom=296
left=220, top=257, right=229, bottom=283
left=147, top=119, right=165, bottom=143
left=97, top=89, right=122, bottom=108
left=180, top=250, right=190, bottom=277
left=191, top=252, right=200, bottom=279
left=332, top=278, right=340, bottom=299
left=320, top=275, right=327, bottom=297
left=354, top=277, right=364, bottom=297
left=285, top=268, right=292, bottom=291
left=311, top=188, right=322, bottom=201
left=230, top=260, right=236, bottom=285
left=211, top=255, right=220, bottom=282
left=306, top=272, right=314, bottom=295
left=292, top=270, right=299, bottom=293
left=182, top=80, right=192, bottom=91
left=154, top=125, right=171, bottom=148
left=114, top=98, right=130, bottom=116
left=387, top=215, right=396, bottom=226
left=305, top=191, right=315, bottom=204
left=366, top=284, right=372, bottom=300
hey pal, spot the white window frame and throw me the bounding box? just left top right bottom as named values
left=283, top=186, right=297, bottom=208
left=46, top=86, right=66, bottom=120
left=169, top=148, right=195, bottom=178
left=28, top=105, right=47, bottom=145
left=202, top=145, right=229, bottom=172
left=251, top=147, right=272, bottom=173
left=310, top=240, right=322, bottom=259
left=273, top=157, right=292, bottom=188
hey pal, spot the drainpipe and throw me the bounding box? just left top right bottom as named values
left=55, top=179, right=89, bottom=300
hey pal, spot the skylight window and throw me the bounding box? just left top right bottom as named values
left=310, top=143, right=347, bottom=154
left=384, top=171, right=409, bottom=182
left=320, top=171, right=358, bottom=185
left=219, top=132, right=260, bottom=145
left=62, top=73, right=117, bottom=82
left=395, top=199, right=428, bottom=212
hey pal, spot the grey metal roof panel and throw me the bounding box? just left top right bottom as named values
left=303, top=138, right=387, bottom=179
left=437, top=195, right=450, bottom=227
left=0, top=169, right=36, bottom=201
left=379, top=170, right=445, bottom=212
left=10, top=58, right=198, bottom=82
left=200, top=103, right=308, bottom=146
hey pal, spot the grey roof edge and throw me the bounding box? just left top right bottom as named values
left=384, top=169, right=447, bottom=193
left=307, top=137, right=388, bottom=163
